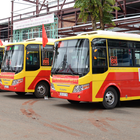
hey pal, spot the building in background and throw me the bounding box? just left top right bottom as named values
left=0, top=0, right=140, bottom=42
left=13, top=13, right=58, bottom=42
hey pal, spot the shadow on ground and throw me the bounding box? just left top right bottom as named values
left=52, top=99, right=140, bottom=111
left=3, top=92, right=37, bottom=99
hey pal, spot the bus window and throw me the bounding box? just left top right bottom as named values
left=134, top=49, right=140, bottom=66
left=92, top=38, right=108, bottom=74
left=26, top=44, right=40, bottom=71
left=93, top=48, right=106, bottom=66
left=1, top=45, right=24, bottom=73
left=52, top=39, right=89, bottom=77
left=41, top=45, right=54, bottom=66
left=134, top=42, right=140, bottom=66
left=108, top=39, right=133, bottom=48
left=108, top=39, right=133, bottom=67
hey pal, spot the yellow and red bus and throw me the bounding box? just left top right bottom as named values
left=50, top=31, right=140, bottom=109
left=0, top=38, right=55, bottom=98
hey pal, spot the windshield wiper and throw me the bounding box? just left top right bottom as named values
left=11, top=67, right=16, bottom=73
left=66, top=64, right=74, bottom=75
left=52, top=67, right=60, bottom=74
left=52, top=54, right=67, bottom=74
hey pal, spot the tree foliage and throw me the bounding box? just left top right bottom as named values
left=74, top=0, right=120, bottom=30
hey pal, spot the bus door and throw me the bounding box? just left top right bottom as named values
left=92, top=38, right=108, bottom=100
left=25, top=44, right=40, bottom=92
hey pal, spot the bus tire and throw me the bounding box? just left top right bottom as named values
left=102, top=87, right=118, bottom=109
left=15, top=92, right=26, bottom=96
left=34, top=82, right=49, bottom=98
left=67, top=100, right=80, bottom=104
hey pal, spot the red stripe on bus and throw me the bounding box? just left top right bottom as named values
left=28, top=70, right=51, bottom=90
left=95, top=72, right=140, bottom=98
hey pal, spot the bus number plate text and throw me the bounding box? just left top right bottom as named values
left=60, top=92, right=68, bottom=97
left=4, top=85, right=9, bottom=88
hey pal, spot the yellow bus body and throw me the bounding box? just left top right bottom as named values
left=0, top=39, right=54, bottom=97
left=50, top=31, right=140, bottom=108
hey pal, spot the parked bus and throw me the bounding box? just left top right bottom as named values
left=50, top=31, right=140, bottom=109
left=0, top=38, right=55, bottom=98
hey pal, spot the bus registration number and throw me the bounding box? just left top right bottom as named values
left=60, top=92, right=68, bottom=97
left=4, top=85, right=9, bottom=88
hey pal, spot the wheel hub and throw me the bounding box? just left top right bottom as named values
left=37, top=85, right=45, bottom=95
left=105, top=91, right=115, bottom=105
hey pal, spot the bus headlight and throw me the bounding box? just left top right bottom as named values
left=0, top=79, right=2, bottom=84
left=12, top=78, right=23, bottom=85
left=73, top=84, right=90, bottom=93
left=51, top=83, right=55, bottom=90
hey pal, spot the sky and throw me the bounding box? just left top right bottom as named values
left=0, top=0, right=11, bottom=19
left=0, top=0, right=74, bottom=20
left=0, top=0, right=35, bottom=19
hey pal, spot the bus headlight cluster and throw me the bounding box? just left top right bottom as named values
left=51, top=83, right=55, bottom=90
left=12, top=78, right=23, bottom=85
left=73, top=83, right=90, bottom=93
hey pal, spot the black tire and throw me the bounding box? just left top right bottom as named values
left=102, top=87, right=118, bottom=109
left=34, top=82, right=49, bottom=98
left=15, top=92, right=26, bottom=96
left=67, top=100, right=80, bottom=104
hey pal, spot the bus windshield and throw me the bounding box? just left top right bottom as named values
left=1, top=45, right=24, bottom=73
left=51, top=39, right=89, bottom=77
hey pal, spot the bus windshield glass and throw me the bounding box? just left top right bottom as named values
left=1, top=45, right=24, bottom=73
left=51, top=39, right=89, bottom=77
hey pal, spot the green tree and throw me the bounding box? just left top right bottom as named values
left=74, top=0, right=120, bottom=30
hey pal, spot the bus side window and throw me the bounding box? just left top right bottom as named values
left=92, top=38, right=108, bottom=74
left=41, top=45, right=53, bottom=66
left=109, top=48, right=133, bottom=67
left=134, top=49, right=140, bottom=66
left=42, top=51, right=53, bottom=66
left=108, top=39, right=133, bottom=67
left=26, top=44, right=40, bottom=71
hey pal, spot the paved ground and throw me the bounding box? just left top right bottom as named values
left=0, top=91, right=140, bottom=140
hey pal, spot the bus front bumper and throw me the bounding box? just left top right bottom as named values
left=51, top=88, right=92, bottom=102
left=0, top=78, right=25, bottom=92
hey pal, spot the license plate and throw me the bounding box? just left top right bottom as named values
left=4, top=85, right=9, bottom=88
left=60, top=92, right=68, bottom=97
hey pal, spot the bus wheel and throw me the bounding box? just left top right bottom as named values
left=34, top=82, right=49, bottom=98
left=67, top=100, right=80, bottom=104
left=15, top=92, right=26, bottom=96
left=102, top=87, right=118, bottom=109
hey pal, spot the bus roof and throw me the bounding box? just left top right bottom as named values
left=25, top=38, right=56, bottom=43
left=78, top=30, right=140, bottom=38
left=4, top=38, right=56, bottom=46
left=0, top=45, right=5, bottom=48
left=56, top=30, right=140, bottom=42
